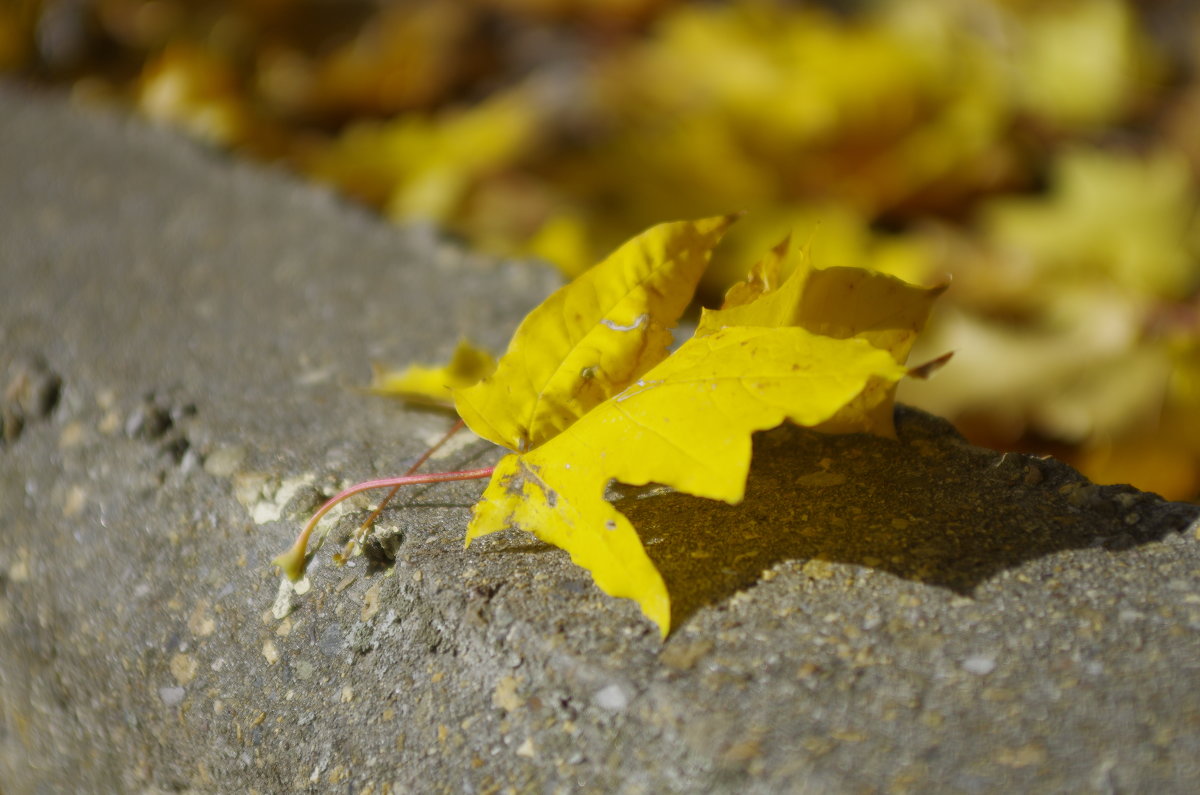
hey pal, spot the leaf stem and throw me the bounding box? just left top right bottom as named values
left=272, top=422, right=492, bottom=581
left=336, top=418, right=467, bottom=564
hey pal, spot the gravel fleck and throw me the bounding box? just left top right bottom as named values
left=158, top=687, right=186, bottom=707
left=962, top=655, right=997, bottom=676
left=594, top=684, right=630, bottom=711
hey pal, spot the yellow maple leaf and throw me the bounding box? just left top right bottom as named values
left=277, top=216, right=944, bottom=637
left=456, top=219, right=941, bottom=636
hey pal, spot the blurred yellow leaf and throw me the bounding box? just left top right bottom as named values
left=984, top=147, right=1200, bottom=299
left=1009, top=0, right=1160, bottom=129
left=901, top=291, right=1168, bottom=443
left=138, top=45, right=252, bottom=147
left=304, top=90, right=539, bottom=223
left=525, top=213, right=596, bottom=279
left=306, top=4, right=474, bottom=116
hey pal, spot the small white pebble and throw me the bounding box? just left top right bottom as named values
left=203, top=445, right=246, bottom=478
left=272, top=578, right=299, bottom=620
left=962, top=655, right=996, bottom=675
left=594, top=684, right=629, bottom=711
left=158, top=686, right=186, bottom=706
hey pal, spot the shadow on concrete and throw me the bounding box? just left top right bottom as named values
left=619, top=407, right=1200, bottom=633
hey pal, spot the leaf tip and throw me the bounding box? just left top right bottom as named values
left=694, top=211, right=743, bottom=237
left=929, top=277, right=952, bottom=297
left=642, top=592, right=672, bottom=639
left=656, top=618, right=671, bottom=640
left=908, top=351, right=954, bottom=380
left=716, top=210, right=745, bottom=232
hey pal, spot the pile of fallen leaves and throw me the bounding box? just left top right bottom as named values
left=5, top=0, right=1199, bottom=499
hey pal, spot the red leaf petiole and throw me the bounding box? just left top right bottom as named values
left=334, top=418, right=466, bottom=565
left=272, top=419, right=493, bottom=581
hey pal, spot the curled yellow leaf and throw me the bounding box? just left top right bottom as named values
left=699, top=234, right=946, bottom=364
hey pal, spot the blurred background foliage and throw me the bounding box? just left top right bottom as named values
left=4, top=0, right=1199, bottom=500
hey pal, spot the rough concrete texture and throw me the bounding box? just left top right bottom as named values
left=2, top=82, right=1199, bottom=794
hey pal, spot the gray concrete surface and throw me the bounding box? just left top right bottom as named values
left=2, top=81, right=1199, bottom=793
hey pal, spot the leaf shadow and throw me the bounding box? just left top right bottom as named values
left=620, top=406, right=1200, bottom=634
